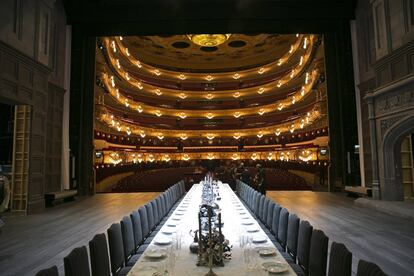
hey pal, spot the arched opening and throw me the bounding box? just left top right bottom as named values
left=382, top=116, right=414, bottom=201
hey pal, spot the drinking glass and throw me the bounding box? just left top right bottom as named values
left=156, top=260, right=166, bottom=276
left=243, top=247, right=256, bottom=271
left=166, top=248, right=176, bottom=275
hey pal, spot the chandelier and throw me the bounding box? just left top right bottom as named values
left=187, top=34, right=231, bottom=47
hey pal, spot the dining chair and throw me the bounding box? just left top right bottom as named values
left=277, top=208, right=289, bottom=250
left=130, top=210, right=149, bottom=254
left=155, top=197, right=164, bottom=227
left=356, top=259, right=387, bottom=276
left=181, top=180, right=186, bottom=195
left=89, top=233, right=111, bottom=276
left=266, top=201, right=275, bottom=229
left=296, top=220, right=313, bottom=274
left=252, top=192, right=259, bottom=214
left=64, top=246, right=91, bottom=276
left=138, top=206, right=150, bottom=240
left=328, top=242, right=352, bottom=276
left=150, top=200, right=159, bottom=226
left=35, top=265, right=58, bottom=276
left=308, top=229, right=329, bottom=276
left=108, top=223, right=130, bottom=275
left=262, top=198, right=270, bottom=223
left=257, top=195, right=265, bottom=218
left=145, top=203, right=155, bottom=231
left=271, top=204, right=282, bottom=237
left=160, top=194, right=167, bottom=218
left=286, top=213, right=300, bottom=261
left=247, top=188, right=252, bottom=208
left=120, top=216, right=140, bottom=266
left=166, top=189, right=172, bottom=210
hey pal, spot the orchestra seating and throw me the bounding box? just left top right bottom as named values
left=109, top=166, right=311, bottom=193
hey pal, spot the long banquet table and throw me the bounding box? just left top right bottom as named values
left=128, top=182, right=296, bottom=275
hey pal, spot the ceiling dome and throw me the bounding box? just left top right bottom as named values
left=120, top=34, right=297, bottom=71
left=187, top=34, right=231, bottom=47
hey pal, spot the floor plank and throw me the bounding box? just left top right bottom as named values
left=0, top=192, right=159, bottom=276
left=267, top=191, right=414, bottom=276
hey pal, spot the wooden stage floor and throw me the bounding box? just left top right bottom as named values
left=267, top=191, right=414, bottom=276
left=0, top=191, right=412, bottom=275
left=0, top=193, right=159, bottom=276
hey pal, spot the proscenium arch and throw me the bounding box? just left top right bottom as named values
left=382, top=115, right=414, bottom=201
left=68, top=8, right=358, bottom=195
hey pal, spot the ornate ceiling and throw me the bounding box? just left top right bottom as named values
left=94, top=33, right=328, bottom=164
left=120, top=34, right=296, bottom=71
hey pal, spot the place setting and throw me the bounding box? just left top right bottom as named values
left=143, top=248, right=168, bottom=260
left=246, top=226, right=260, bottom=233
left=261, top=261, right=290, bottom=274
left=161, top=227, right=176, bottom=235
left=252, top=234, right=268, bottom=244
left=256, top=246, right=278, bottom=257
left=154, top=237, right=172, bottom=246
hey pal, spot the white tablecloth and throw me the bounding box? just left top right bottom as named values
left=128, top=183, right=296, bottom=276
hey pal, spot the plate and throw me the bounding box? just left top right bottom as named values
left=166, top=223, right=176, bottom=227
left=144, top=249, right=167, bottom=259
left=262, top=261, right=289, bottom=273
left=162, top=228, right=176, bottom=235
left=175, top=212, right=184, bottom=216
left=241, top=221, right=254, bottom=225
left=246, top=226, right=260, bottom=233
left=239, top=212, right=246, bottom=215
left=131, top=266, right=157, bottom=276
left=241, top=216, right=250, bottom=220
left=252, top=235, right=268, bottom=243
left=154, top=238, right=172, bottom=245
left=258, top=247, right=277, bottom=256
left=172, top=217, right=181, bottom=221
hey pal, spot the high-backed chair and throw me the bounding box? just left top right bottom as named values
left=357, top=260, right=387, bottom=276
left=35, top=266, right=58, bottom=276
left=160, top=194, right=167, bottom=218
left=277, top=208, right=289, bottom=250
left=145, top=203, right=155, bottom=232
left=165, top=189, right=172, bottom=210
left=266, top=201, right=275, bottom=228
left=89, top=233, right=111, bottom=276
left=308, top=229, right=329, bottom=276
left=150, top=200, right=159, bottom=226
left=120, top=216, right=140, bottom=266
left=286, top=213, right=300, bottom=261
left=130, top=210, right=148, bottom=254
left=254, top=193, right=261, bottom=215
left=64, top=246, right=91, bottom=276
left=262, top=198, right=270, bottom=223
left=257, top=195, right=265, bottom=218
left=107, top=223, right=131, bottom=275
left=138, top=206, right=150, bottom=240
left=296, top=220, right=313, bottom=274
left=271, top=204, right=282, bottom=237
left=328, top=242, right=352, bottom=276
left=156, top=197, right=163, bottom=219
